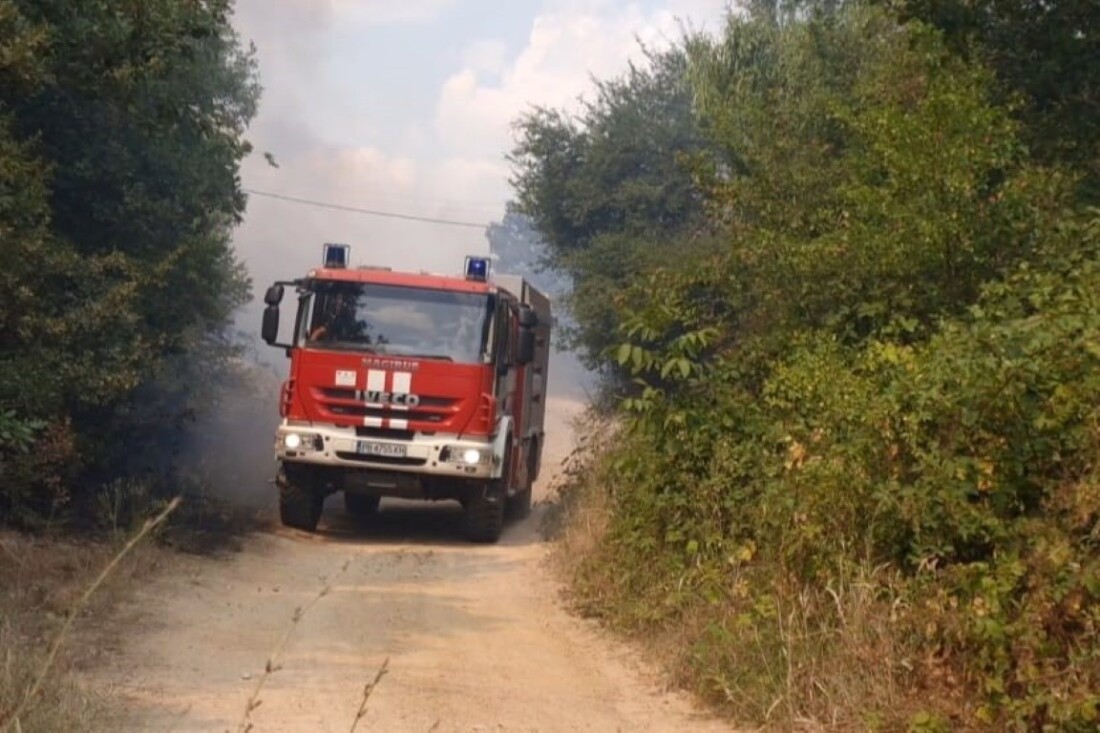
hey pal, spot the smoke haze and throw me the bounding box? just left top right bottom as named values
left=228, top=0, right=730, bottom=304
left=185, top=0, right=730, bottom=506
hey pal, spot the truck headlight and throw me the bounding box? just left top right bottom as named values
left=441, top=445, right=489, bottom=466
left=282, top=432, right=321, bottom=451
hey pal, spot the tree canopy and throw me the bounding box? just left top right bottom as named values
left=889, top=0, right=1100, bottom=197
left=509, top=44, right=717, bottom=373
left=0, top=0, right=259, bottom=520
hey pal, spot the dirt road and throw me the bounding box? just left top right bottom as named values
left=94, top=396, right=732, bottom=732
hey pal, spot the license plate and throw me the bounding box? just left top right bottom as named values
left=356, top=441, right=407, bottom=458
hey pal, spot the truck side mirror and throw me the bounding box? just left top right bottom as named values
left=518, top=306, right=538, bottom=329
left=261, top=305, right=280, bottom=344
left=517, top=328, right=536, bottom=365
left=264, top=284, right=284, bottom=306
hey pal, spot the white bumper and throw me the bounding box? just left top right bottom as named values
left=274, top=420, right=505, bottom=480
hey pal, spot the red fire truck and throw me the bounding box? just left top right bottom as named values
left=260, top=244, right=551, bottom=543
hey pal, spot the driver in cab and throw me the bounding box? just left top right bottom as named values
left=309, top=291, right=361, bottom=343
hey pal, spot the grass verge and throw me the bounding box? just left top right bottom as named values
left=0, top=530, right=155, bottom=732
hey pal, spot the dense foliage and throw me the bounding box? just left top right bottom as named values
left=514, top=1, right=1100, bottom=729
left=0, top=0, right=259, bottom=522
left=887, top=0, right=1100, bottom=198
left=509, top=44, right=718, bottom=375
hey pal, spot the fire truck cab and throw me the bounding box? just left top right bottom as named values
left=260, top=244, right=551, bottom=543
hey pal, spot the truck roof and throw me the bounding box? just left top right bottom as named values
left=307, top=266, right=495, bottom=295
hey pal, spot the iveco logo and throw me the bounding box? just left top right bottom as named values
left=364, top=390, right=421, bottom=407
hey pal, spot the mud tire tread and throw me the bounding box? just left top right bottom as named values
left=463, top=483, right=505, bottom=543
left=278, top=466, right=323, bottom=531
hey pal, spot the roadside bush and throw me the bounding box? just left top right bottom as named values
left=539, top=4, right=1100, bottom=728
left=566, top=212, right=1100, bottom=729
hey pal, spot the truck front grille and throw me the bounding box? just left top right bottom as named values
left=355, top=427, right=415, bottom=441
left=312, top=388, right=461, bottom=427
left=334, top=452, right=428, bottom=467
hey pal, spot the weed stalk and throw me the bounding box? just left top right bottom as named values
left=0, top=496, right=182, bottom=732
left=236, top=557, right=352, bottom=733
left=348, top=656, right=389, bottom=733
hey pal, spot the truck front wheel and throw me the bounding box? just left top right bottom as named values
left=462, top=482, right=505, bottom=543
left=278, top=464, right=324, bottom=532
left=463, top=438, right=509, bottom=543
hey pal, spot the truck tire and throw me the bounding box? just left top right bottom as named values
left=344, top=492, right=381, bottom=517
left=506, top=438, right=537, bottom=521
left=464, top=436, right=509, bottom=543
left=278, top=465, right=324, bottom=532
left=505, top=486, right=531, bottom=521
left=463, top=482, right=505, bottom=543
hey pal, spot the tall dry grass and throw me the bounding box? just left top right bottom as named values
left=547, top=427, right=950, bottom=731
left=0, top=621, right=106, bottom=733
left=540, top=406, right=617, bottom=554
left=668, top=563, right=926, bottom=731
left=0, top=497, right=181, bottom=732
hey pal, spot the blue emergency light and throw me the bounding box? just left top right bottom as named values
left=465, top=255, right=490, bottom=282
left=323, top=243, right=350, bottom=269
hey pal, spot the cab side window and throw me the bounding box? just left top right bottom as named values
left=493, top=298, right=518, bottom=371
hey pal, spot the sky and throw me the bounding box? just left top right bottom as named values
left=229, top=0, right=733, bottom=316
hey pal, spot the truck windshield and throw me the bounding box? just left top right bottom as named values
left=301, top=281, right=493, bottom=363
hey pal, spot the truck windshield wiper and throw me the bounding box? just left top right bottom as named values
left=404, top=353, right=454, bottom=362
left=307, top=341, right=377, bottom=353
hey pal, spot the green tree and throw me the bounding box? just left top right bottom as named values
left=888, top=0, right=1100, bottom=198
left=0, top=0, right=260, bottom=519
left=685, top=6, right=1067, bottom=343
left=508, top=43, right=716, bottom=372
